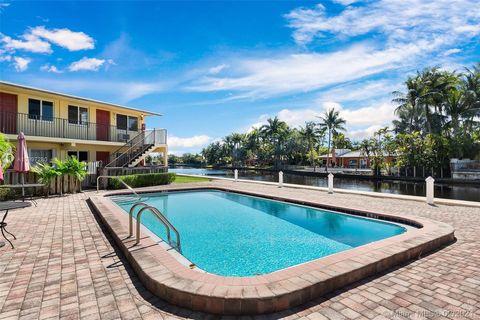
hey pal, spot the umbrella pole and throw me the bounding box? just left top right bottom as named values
left=22, top=173, right=25, bottom=201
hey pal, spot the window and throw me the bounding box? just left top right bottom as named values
left=128, top=117, right=138, bottom=131
left=116, top=114, right=127, bottom=130
left=67, top=151, right=88, bottom=162
left=68, top=105, right=88, bottom=125
left=117, top=114, right=139, bottom=131
left=28, top=99, right=53, bottom=121
left=29, top=149, right=53, bottom=165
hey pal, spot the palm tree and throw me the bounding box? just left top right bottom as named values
left=260, top=117, right=289, bottom=167
left=31, top=163, right=61, bottom=197
left=245, top=128, right=261, bottom=165
left=230, top=133, right=246, bottom=166
left=0, top=133, right=15, bottom=171
left=222, top=135, right=235, bottom=165
left=317, top=108, right=346, bottom=171
left=392, top=76, right=427, bottom=134
left=300, top=122, right=323, bottom=171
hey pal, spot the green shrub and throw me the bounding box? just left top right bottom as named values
left=108, top=172, right=176, bottom=190
left=0, top=188, right=11, bottom=201
left=0, top=188, right=23, bottom=201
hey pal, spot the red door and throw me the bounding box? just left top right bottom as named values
left=96, top=151, right=110, bottom=167
left=0, top=92, right=18, bottom=134
left=96, top=109, right=110, bottom=141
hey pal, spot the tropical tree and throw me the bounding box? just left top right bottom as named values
left=0, top=132, right=15, bottom=171
left=31, top=163, right=61, bottom=197
left=53, top=156, right=87, bottom=193
left=317, top=108, right=346, bottom=171
left=299, top=122, right=323, bottom=170
left=260, top=117, right=289, bottom=167
left=392, top=76, right=428, bottom=134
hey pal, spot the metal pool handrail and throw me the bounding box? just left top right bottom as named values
left=133, top=204, right=182, bottom=252
left=96, top=175, right=141, bottom=200
left=128, top=202, right=152, bottom=237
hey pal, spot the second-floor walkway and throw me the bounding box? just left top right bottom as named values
left=0, top=111, right=166, bottom=144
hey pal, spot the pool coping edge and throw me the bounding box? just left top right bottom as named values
left=88, top=183, right=455, bottom=315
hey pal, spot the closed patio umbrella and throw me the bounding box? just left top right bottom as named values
left=0, top=165, right=3, bottom=182
left=13, top=132, right=30, bottom=199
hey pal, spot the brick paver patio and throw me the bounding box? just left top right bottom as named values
left=0, top=181, right=479, bottom=319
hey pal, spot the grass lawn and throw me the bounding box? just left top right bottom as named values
left=173, top=175, right=210, bottom=183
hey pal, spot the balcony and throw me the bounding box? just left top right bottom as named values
left=0, top=111, right=167, bottom=144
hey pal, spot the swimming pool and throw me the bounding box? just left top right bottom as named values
left=112, top=190, right=406, bottom=276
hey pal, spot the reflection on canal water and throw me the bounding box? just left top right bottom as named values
left=169, top=167, right=480, bottom=202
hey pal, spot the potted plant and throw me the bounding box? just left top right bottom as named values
left=56, top=156, right=88, bottom=193
left=31, top=162, right=61, bottom=197
left=0, top=132, right=15, bottom=171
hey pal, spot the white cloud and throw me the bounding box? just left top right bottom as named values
left=40, top=64, right=62, bottom=73
left=30, top=26, right=94, bottom=51
left=189, top=43, right=424, bottom=98
left=118, top=82, right=164, bottom=101
left=318, top=79, right=400, bottom=103
left=1, top=33, right=52, bottom=53
left=285, top=0, right=480, bottom=45
left=348, top=125, right=385, bottom=139
left=68, top=57, right=105, bottom=71
left=442, top=48, right=461, bottom=56
left=248, top=100, right=396, bottom=140
left=13, top=56, right=31, bottom=72
left=186, top=0, right=478, bottom=100
left=0, top=49, right=11, bottom=61
left=332, top=0, right=360, bottom=6
left=208, top=64, right=228, bottom=74
left=168, top=135, right=212, bottom=148
left=20, top=77, right=171, bottom=103
left=1, top=26, right=95, bottom=55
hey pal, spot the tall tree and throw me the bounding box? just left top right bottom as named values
left=317, top=108, right=346, bottom=171
left=260, top=117, right=289, bottom=167
left=299, top=122, right=324, bottom=170
left=392, top=76, right=427, bottom=134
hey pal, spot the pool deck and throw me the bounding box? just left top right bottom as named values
left=0, top=180, right=479, bottom=319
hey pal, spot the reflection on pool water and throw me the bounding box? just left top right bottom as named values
left=112, top=190, right=406, bottom=276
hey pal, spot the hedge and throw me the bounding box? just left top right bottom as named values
left=108, top=172, right=176, bottom=189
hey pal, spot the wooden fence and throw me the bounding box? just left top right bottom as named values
left=1, top=170, right=81, bottom=197
left=0, top=161, right=103, bottom=197
left=1, top=164, right=169, bottom=198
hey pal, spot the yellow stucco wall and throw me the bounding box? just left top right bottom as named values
left=1, top=83, right=167, bottom=165
left=0, top=83, right=150, bottom=125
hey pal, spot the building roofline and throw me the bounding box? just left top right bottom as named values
left=0, top=80, right=162, bottom=116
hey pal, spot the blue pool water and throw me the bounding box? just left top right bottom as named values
left=112, top=190, right=406, bottom=276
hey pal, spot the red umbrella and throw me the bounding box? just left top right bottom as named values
left=0, top=164, right=3, bottom=181
left=13, top=132, right=30, bottom=198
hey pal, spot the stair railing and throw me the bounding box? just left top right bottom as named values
left=105, top=130, right=155, bottom=167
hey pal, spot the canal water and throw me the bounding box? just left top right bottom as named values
left=169, top=167, right=480, bottom=202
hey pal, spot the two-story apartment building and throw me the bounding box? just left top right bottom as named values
left=0, top=81, right=167, bottom=168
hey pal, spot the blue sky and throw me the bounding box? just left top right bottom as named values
left=1, top=0, right=479, bottom=154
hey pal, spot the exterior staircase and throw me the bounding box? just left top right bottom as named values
left=105, top=129, right=166, bottom=168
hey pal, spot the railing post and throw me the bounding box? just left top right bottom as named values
left=278, top=171, right=283, bottom=187
left=426, top=176, right=435, bottom=205
left=234, top=169, right=238, bottom=181
left=328, top=173, right=334, bottom=194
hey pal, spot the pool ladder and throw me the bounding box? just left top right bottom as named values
left=128, top=203, right=181, bottom=253
left=96, top=175, right=142, bottom=203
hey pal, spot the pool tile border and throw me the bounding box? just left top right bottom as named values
left=88, top=184, right=455, bottom=315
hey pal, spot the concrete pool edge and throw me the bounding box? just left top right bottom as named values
left=89, top=184, right=455, bottom=315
